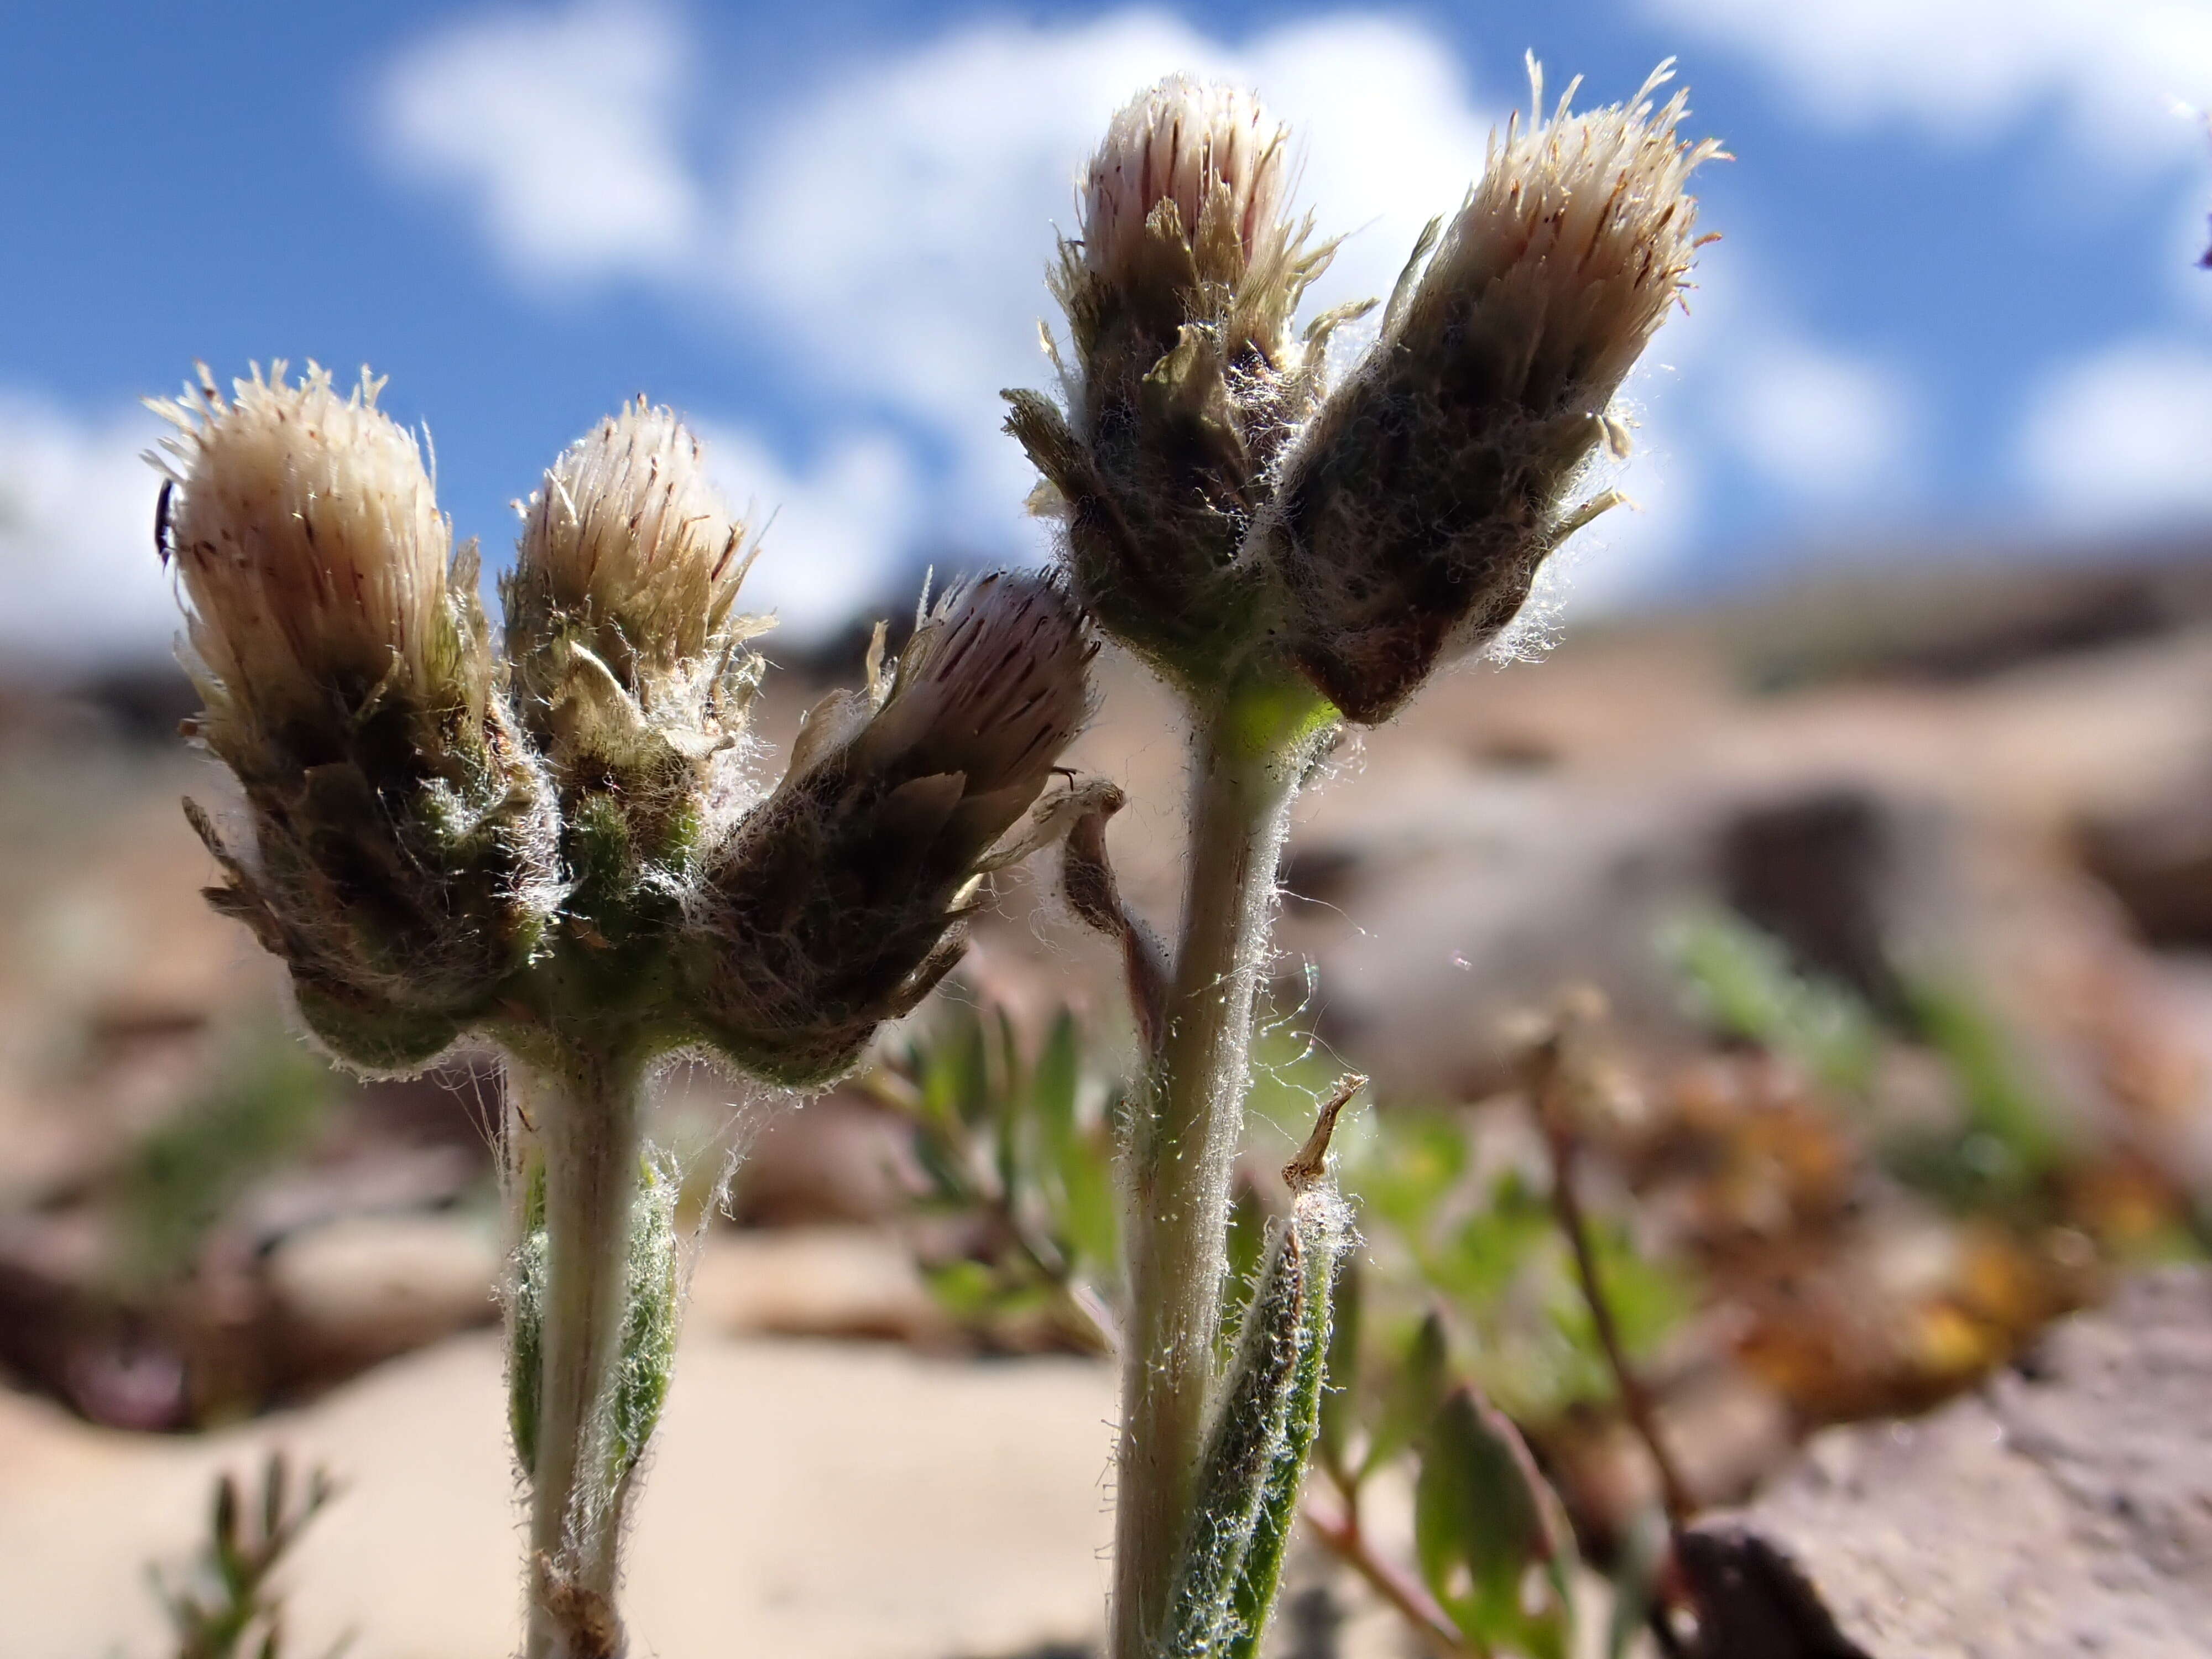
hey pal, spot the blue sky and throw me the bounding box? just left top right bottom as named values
left=6, top=0, right=2212, bottom=665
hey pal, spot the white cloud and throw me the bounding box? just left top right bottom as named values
left=1719, top=342, right=1917, bottom=500
left=1547, top=242, right=1924, bottom=606
left=0, top=396, right=176, bottom=667
left=377, top=0, right=701, bottom=283
left=718, top=12, right=1499, bottom=545
left=1643, top=0, right=2212, bottom=164
left=2017, top=338, right=2212, bottom=520
left=693, top=422, right=923, bottom=641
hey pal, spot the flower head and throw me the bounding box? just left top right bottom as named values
left=1078, top=78, right=1294, bottom=324
left=503, top=401, right=766, bottom=914
left=685, top=573, right=1094, bottom=1085
left=507, top=399, right=758, bottom=707
left=1267, top=61, right=1721, bottom=723
left=1407, top=58, right=1718, bottom=422
left=148, top=362, right=556, bottom=1071
left=151, top=361, right=486, bottom=761
left=1005, top=80, right=1359, bottom=691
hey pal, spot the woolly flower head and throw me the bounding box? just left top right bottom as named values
left=1265, top=61, right=1720, bottom=726
left=149, top=361, right=476, bottom=749
left=1079, top=77, right=1292, bottom=290
left=1011, top=79, right=1349, bottom=690
left=687, top=572, right=1095, bottom=1087
left=510, top=398, right=757, bottom=695
left=1402, top=56, right=1723, bottom=414
left=848, top=572, right=1095, bottom=809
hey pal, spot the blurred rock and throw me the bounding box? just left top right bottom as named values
left=686, top=1226, right=946, bottom=1344
left=2079, top=779, right=2212, bottom=948
left=1686, top=1266, right=2212, bottom=1658
left=1719, top=789, right=1926, bottom=1017
left=265, top=1211, right=501, bottom=1383
left=724, top=1091, right=917, bottom=1228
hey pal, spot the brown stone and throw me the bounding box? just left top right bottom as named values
left=1686, top=1267, right=2212, bottom=1658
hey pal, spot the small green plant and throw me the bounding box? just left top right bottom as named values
left=1664, top=908, right=1881, bottom=1097
left=155, top=47, right=1714, bottom=1658
left=156, top=368, right=1094, bottom=1656
left=865, top=1001, right=1123, bottom=1349
left=148, top=1452, right=341, bottom=1659
left=1667, top=906, right=2073, bottom=1217
left=881, top=996, right=1704, bottom=1657
left=1893, top=978, right=2068, bottom=1211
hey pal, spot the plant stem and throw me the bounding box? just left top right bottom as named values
left=514, top=1044, right=645, bottom=1659
left=1535, top=1097, right=1694, bottom=1528
left=1111, top=687, right=1311, bottom=1659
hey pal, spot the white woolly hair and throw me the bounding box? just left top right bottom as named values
left=1079, top=76, right=1293, bottom=281
left=1407, top=56, right=1724, bottom=407
left=514, top=398, right=754, bottom=675
left=149, top=361, right=468, bottom=736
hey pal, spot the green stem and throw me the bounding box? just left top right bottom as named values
left=1112, top=681, right=1323, bottom=1659
left=514, top=1044, right=646, bottom=1659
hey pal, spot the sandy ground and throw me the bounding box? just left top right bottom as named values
left=0, top=1332, right=1120, bottom=1659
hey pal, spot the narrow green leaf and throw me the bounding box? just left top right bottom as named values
left=259, top=1453, right=288, bottom=1551
left=992, top=1006, right=1023, bottom=1202
left=1034, top=1010, right=1081, bottom=1156
left=910, top=1131, right=969, bottom=1202
left=1057, top=1128, right=1119, bottom=1277
left=1227, top=1192, right=1350, bottom=1659
left=923, top=1258, right=1003, bottom=1318
left=610, top=1154, right=681, bottom=1483
left=1160, top=1219, right=1308, bottom=1657
left=508, top=1222, right=547, bottom=1480
left=1604, top=1510, right=1668, bottom=1659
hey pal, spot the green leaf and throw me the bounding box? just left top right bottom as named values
left=1896, top=976, right=2066, bottom=1208
left=1427, top=1173, right=1554, bottom=1309
left=1162, top=1219, right=1311, bottom=1657
left=507, top=1216, right=547, bottom=1480
left=1662, top=908, right=1880, bottom=1096
left=992, top=1006, right=1023, bottom=1203
left=1413, top=1387, right=1575, bottom=1658
left=1033, top=1010, right=1081, bottom=1156
left=1348, top=1114, right=1468, bottom=1241
left=924, top=1258, right=1006, bottom=1319
left=1604, top=1510, right=1669, bottom=1659
left=1227, top=1196, right=1347, bottom=1659
left=609, top=1154, right=680, bottom=1483
left=1362, top=1310, right=1448, bottom=1479
left=922, top=1008, right=990, bottom=1130
left=1057, top=1131, right=1119, bottom=1279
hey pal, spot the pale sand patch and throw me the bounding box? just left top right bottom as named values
left=0, top=1332, right=1118, bottom=1659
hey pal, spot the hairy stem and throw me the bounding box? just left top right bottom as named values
left=1112, top=683, right=1318, bottom=1659
left=515, top=1044, right=646, bottom=1659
